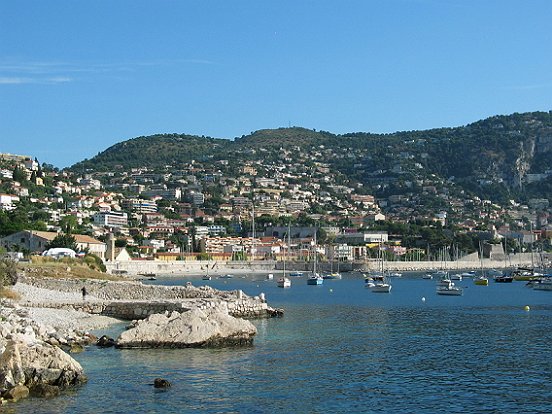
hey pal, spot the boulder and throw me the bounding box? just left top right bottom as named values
left=96, top=335, right=116, bottom=348
left=31, top=384, right=61, bottom=398
left=0, top=340, right=87, bottom=390
left=153, top=378, right=171, bottom=388
left=3, top=384, right=29, bottom=402
left=116, top=307, right=257, bottom=348
left=69, top=343, right=84, bottom=354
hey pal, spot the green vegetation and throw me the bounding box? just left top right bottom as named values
left=46, top=234, right=78, bottom=251
left=0, top=258, right=18, bottom=288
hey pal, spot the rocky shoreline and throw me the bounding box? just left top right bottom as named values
left=0, top=276, right=280, bottom=406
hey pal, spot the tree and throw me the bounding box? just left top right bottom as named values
left=60, top=215, right=78, bottom=234
left=12, top=166, right=27, bottom=183
left=46, top=234, right=78, bottom=251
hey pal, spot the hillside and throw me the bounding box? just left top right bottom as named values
left=72, top=133, right=231, bottom=171
left=69, top=111, right=552, bottom=202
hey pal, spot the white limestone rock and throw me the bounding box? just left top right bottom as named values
left=0, top=339, right=86, bottom=389
left=117, top=307, right=257, bottom=348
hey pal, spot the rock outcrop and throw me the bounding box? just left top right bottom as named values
left=0, top=302, right=88, bottom=403
left=0, top=339, right=86, bottom=390
left=116, top=306, right=257, bottom=348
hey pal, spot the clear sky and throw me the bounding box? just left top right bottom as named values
left=1, top=0, right=551, bottom=168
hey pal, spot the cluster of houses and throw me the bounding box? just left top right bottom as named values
left=0, top=149, right=551, bottom=266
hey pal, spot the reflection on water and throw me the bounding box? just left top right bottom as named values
left=12, top=274, right=552, bottom=414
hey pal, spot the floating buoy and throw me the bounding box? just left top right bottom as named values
left=524, top=305, right=530, bottom=311
left=422, top=297, right=426, bottom=302
left=329, top=288, right=333, bottom=293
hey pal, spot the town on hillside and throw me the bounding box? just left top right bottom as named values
left=0, top=149, right=550, bottom=272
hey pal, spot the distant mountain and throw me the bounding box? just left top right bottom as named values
left=70, top=111, right=552, bottom=202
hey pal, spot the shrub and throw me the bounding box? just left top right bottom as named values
left=84, top=254, right=107, bottom=273
left=0, top=258, right=18, bottom=287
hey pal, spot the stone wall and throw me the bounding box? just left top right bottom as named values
left=18, top=276, right=272, bottom=320
left=18, top=275, right=242, bottom=301
left=104, top=253, right=547, bottom=275
left=106, top=260, right=276, bottom=275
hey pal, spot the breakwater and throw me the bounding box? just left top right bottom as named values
left=18, top=276, right=274, bottom=319
left=104, top=252, right=548, bottom=275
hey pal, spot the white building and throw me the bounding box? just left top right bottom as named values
left=93, top=211, right=128, bottom=228
left=0, top=194, right=20, bottom=211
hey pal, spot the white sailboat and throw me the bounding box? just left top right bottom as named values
left=367, top=239, right=391, bottom=293
left=277, top=223, right=291, bottom=288
left=307, top=228, right=323, bottom=285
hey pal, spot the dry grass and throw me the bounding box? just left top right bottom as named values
left=0, top=287, right=21, bottom=300
left=18, top=259, right=125, bottom=281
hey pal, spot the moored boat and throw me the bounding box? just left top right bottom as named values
left=277, top=276, right=291, bottom=288
left=493, top=274, right=513, bottom=283
left=512, top=267, right=543, bottom=281
left=474, top=275, right=489, bottom=286
left=532, top=277, right=552, bottom=291
left=307, top=273, right=324, bottom=285
left=289, top=271, right=304, bottom=277
left=369, top=280, right=392, bottom=293
left=436, top=284, right=463, bottom=296
left=323, top=272, right=342, bottom=280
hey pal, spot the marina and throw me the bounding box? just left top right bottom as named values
left=12, top=270, right=551, bottom=414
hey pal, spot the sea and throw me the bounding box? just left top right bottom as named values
left=10, top=272, right=552, bottom=414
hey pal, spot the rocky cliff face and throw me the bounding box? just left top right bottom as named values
left=513, top=138, right=536, bottom=188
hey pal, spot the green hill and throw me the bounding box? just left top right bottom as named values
left=72, top=133, right=231, bottom=171
left=69, top=111, right=552, bottom=202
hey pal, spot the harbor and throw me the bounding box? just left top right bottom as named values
left=10, top=270, right=552, bottom=414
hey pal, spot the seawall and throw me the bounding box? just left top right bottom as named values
left=105, top=252, right=548, bottom=275
left=18, top=276, right=274, bottom=320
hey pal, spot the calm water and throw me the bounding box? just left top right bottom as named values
left=12, top=273, right=552, bottom=414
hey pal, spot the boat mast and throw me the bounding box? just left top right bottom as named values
left=313, top=227, right=317, bottom=275
left=251, top=202, right=255, bottom=263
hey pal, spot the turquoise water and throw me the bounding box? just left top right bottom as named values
left=12, top=273, right=552, bottom=413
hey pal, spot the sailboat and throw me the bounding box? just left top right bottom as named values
left=202, top=259, right=214, bottom=280
left=323, top=245, right=342, bottom=279
left=366, top=239, right=391, bottom=292
left=307, top=228, right=323, bottom=285
left=474, top=242, right=489, bottom=286
left=277, top=223, right=291, bottom=288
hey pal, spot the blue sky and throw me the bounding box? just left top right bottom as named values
left=1, top=0, right=551, bottom=168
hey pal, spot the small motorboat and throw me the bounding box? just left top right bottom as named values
left=436, top=285, right=463, bottom=296
left=277, top=276, right=291, bottom=288
left=307, top=273, right=324, bottom=285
